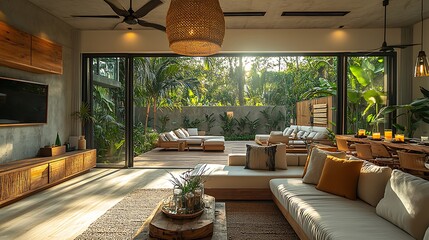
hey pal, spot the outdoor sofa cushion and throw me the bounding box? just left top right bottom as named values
left=270, top=178, right=415, bottom=240
left=302, top=147, right=346, bottom=184
left=245, top=145, right=276, bottom=171
left=357, top=160, right=392, bottom=207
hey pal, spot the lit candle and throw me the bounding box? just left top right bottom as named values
left=395, top=134, right=405, bottom=142
left=384, top=129, right=393, bottom=141
left=358, top=129, right=366, bottom=136
left=372, top=132, right=381, bottom=140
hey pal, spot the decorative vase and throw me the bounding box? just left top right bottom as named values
left=78, top=136, right=86, bottom=150
left=55, top=132, right=61, bottom=146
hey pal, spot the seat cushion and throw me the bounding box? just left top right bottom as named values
left=270, top=179, right=415, bottom=240
left=376, top=170, right=429, bottom=240
left=197, top=164, right=303, bottom=189
left=204, top=139, right=225, bottom=145
left=302, top=148, right=346, bottom=184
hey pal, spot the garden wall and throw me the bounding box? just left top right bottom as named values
left=134, top=106, right=287, bottom=136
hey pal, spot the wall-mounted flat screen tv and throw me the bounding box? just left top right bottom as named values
left=0, top=77, right=48, bottom=126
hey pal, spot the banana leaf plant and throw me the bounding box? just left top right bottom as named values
left=373, top=86, right=429, bottom=138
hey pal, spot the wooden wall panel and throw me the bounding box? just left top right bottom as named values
left=65, top=155, right=84, bottom=177
left=31, top=36, right=63, bottom=74
left=0, top=170, right=30, bottom=202
left=83, top=150, right=96, bottom=170
left=49, top=160, right=65, bottom=183
left=296, top=96, right=333, bottom=129
left=30, top=164, right=49, bottom=190
left=0, top=21, right=31, bottom=66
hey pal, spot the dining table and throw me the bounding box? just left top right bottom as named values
left=336, top=135, right=429, bottom=154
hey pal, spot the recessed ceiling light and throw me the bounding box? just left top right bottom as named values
left=224, top=12, right=266, bottom=17
left=281, top=11, right=350, bottom=17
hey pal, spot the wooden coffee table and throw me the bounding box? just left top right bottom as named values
left=133, top=195, right=227, bottom=240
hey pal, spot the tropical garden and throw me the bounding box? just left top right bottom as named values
left=88, top=55, right=398, bottom=164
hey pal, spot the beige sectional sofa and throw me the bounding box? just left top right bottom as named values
left=196, top=145, right=429, bottom=240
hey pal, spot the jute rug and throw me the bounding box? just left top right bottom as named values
left=75, top=189, right=298, bottom=240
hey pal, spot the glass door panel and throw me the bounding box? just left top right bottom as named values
left=92, top=57, right=126, bottom=167
left=346, top=56, right=388, bottom=134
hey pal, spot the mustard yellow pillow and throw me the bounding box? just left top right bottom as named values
left=316, top=156, right=364, bottom=200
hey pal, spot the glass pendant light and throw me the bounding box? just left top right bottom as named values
left=415, top=0, right=429, bottom=77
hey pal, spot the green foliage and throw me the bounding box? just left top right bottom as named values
left=235, top=117, right=248, bottom=134
left=373, top=87, right=429, bottom=138
left=168, top=165, right=208, bottom=194
left=224, top=134, right=256, bottom=141
left=260, top=107, right=285, bottom=132
left=183, top=116, right=203, bottom=128
left=219, top=112, right=236, bottom=136
left=72, top=102, right=96, bottom=135
left=204, top=113, right=216, bottom=133
left=158, top=115, right=170, bottom=133
left=133, top=124, right=158, bottom=156
left=246, top=116, right=260, bottom=135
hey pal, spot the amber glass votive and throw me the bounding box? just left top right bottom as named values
left=358, top=129, right=366, bottom=136
left=372, top=132, right=381, bottom=140
left=395, top=134, right=405, bottom=142
left=384, top=129, right=393, bottom=141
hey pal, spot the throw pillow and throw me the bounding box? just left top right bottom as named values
left=166, top=131, right=179, bottom=141
left=245, top=145, right=276, bottom=171
left=313, top=132, right=327, bottom=140
left=296, top=130, right=306, bottom=139
left=181, top=128, right=190, bottom=137
left=282, top=127, right=290, bottom=136
left=301, top=131, right=310, bottom=139
left=187, top=128, right=198, bottom=136
left=358, top=160, right=392, bottom=207
left=376, top=170, right=429, bottom=240
left=284, top=128, right=295, bottom=136
left=274, top=144, right=287, bottom=170
left=174, top=129, right=187, bottom=139
left=307, top=131, right=317, bottom=139
left=316, top=156, right=364, bottom=200
left=159, top=133, right=168, bottom=141
left=302, top=147, right=346, bottom=184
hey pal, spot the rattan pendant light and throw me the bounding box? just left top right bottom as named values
left=166, top=0, right=225, bottom=56
left=415, top=0, right=429, bottom=77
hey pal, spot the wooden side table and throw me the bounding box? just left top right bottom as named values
left=133, top=195, right=227, bottom=240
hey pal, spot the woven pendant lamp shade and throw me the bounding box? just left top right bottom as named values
left=166, top=0, right=225, bottom=56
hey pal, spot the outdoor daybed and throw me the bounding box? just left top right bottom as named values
left=158, top=128, right=225, bottom=151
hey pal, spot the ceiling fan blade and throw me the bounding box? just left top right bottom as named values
left=71, top=15, right=120, bottom=18
left=113, top=21, right=124, bottom=30
left=388, top=43, right=420, bottom=49
left=137, top=19, right=166, bottom=32
left=104, top=0, right=129, bottom=16
left=133, top=0, right=163, bottom=18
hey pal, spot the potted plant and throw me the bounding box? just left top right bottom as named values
left=72, top=102, right=96, bottom=149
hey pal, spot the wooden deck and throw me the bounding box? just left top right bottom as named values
left=133, top=141, right=252, bottom=168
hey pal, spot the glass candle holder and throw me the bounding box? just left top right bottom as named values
left=372, top=132, right=381, bottom=140
left=395, top=134, right=405, bottom=142
left=384, top=129, right=393, bottom=141
left=358, top=129, right=366, bottom=136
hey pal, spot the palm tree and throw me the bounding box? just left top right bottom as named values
left=134, top=57, right=200, bottom=132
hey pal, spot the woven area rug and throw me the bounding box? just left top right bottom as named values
left=75, top=189, right=298, bottom=240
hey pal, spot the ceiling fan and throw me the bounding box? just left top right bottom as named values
left=72, top=0, right=166, bottom=31
left=375, top=0, right=418, bottom=52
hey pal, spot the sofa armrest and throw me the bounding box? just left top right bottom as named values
left=228, top=154, right=246, bottom=166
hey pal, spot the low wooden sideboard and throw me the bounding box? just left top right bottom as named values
left=0, top=149, right=96, bottom=207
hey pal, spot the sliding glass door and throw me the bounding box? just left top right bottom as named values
left=89, top=57, right=127, bottom=167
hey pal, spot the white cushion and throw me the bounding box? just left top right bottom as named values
left=174, top=129, right=187, bottom=139
left=307, top=131, right=317, bottom=139
left=282, top=127, right=290, bottom=136
left=284, top=128, right=295, bottom=136
left=166, top=131, right=179, bottom=141
left=181, top=128, right=190, bottom=137
left=424, top=227, right=429, bottom=240
left=302, top=147, right=346, bottom=184
left=358, top=161, right=392, bottom=207
left=270, top=131, right=283, bottom=136
left=204, top=139, right=225, bottom=145
left=313, top=132, right=327, bottom=140
left=376, top=170, right=429, bottom=240
left=301, top=131, right=310, bottom=139
left=187, top=128, right=198, bottom=136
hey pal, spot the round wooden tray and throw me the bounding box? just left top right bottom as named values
left=161, top=206, right=204, bottom=219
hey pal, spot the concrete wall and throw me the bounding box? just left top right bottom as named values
left=135, top=106, right=287, bottom=135
left=0, top=0, right=76, bottom=163
left=412, top=18, right=429, bottom=137
left=81, top=28, right=402, bottom=53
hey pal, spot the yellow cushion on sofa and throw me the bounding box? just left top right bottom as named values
left=316, top=156, right=363, bottom=200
